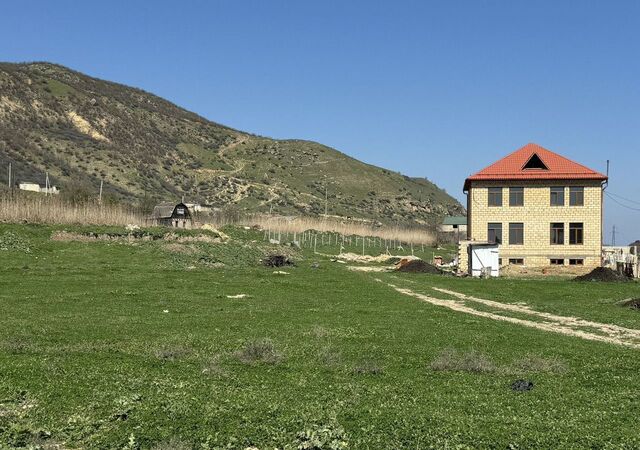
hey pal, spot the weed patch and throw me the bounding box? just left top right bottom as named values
left=233, top=339, right=283, bottom=365
left=352, top=360, right=384, bottom=375
left=511, top=354, right=567, bottom=374
left=0, top=232, right=31, bottom=252
left=154, top=345, right=192, bottom=361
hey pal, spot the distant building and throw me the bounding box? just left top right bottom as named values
left=439, top=216, right=467, bottom=233
left=18, top=182, right=59, bottom=195
left=462, top=143, right=607, bottom=273
left=150, top=202, right=193, bottom=228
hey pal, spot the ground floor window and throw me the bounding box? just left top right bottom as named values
left=550, top=258, right=564, bottom=265
left=508, top=258, right=524, bottom=265
left=488, top=223, right=502, bottom=244
left=550, top=223, right=564, bottom=245
left=569, top=259, right=584, bottom=265
left=569, top=223, right=584, bottom=245
left=509, top=223, right=524, bottom=245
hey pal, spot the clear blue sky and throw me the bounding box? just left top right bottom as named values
left=3, top=1, right=639, bottom=243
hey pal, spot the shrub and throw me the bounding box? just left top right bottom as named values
left=154, top=345, right=192, bottom=361
left=233, top=338, right=283, bottom=365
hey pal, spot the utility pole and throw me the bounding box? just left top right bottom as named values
left=99, top=179, right=103, bottom=205
left=45, top=172, right=50, bottom=196
left=8, top=162, right=11, bottom=190
left=324, top=184, right=328, bottom=216
left=612, top=225, right=616, bottom=246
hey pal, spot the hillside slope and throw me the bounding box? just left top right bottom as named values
left=0, top=62, right=464, bottom=224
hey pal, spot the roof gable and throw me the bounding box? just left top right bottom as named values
left=464, top=143, right=607, bottom=190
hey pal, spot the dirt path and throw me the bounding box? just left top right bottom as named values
left=374, top=279, right=640, bottom=349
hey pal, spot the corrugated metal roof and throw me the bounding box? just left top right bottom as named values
left=443, top=216, right=467, bottom=225
left=464, top=143, right=607, bottom=190
left=151, top=202, right=179, bottom=219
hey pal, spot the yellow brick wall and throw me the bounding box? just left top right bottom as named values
left=466, top=180, right=603, bottom=270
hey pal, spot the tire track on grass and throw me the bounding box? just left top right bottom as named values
left=374, top=279, right=640, bottom=349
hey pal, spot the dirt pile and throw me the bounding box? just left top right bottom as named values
left=620, top=299, right=640, bottom=310
left=396, top=259, right=441, bottom=274
left=574, top=267, right=631, bottom=282
left=263, top=254, right=294, bottom=267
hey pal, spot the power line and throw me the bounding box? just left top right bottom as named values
left=606, top=191, right=640, bottom=206
left=605, top=192, right=640, bottom=212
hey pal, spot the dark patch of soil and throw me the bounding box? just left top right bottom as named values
left=574, top=267, right=631, bottom=282
left=396, top=259, right=441, bottom=274
left=511, top=379, right=534, bottom=392
left=385, top=257, right=402, bottom=265
left=263, top=254, right=294, bottom=267
left=620, top=299, right=640, bottom=310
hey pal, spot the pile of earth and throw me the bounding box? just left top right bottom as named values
left=396, top=259, right=441, bottom=274
left=620, top=299, right=640, bottom=310
left=263, top=254, right=295, bottom=267
left=574, top=267, right=631, bottom=282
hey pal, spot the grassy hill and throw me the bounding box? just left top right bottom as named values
left=0, top=62, right=463, bottom=224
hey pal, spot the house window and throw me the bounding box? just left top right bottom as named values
left=488, top=223, right=502, bottom=244
left=550, top=223, right=565, bottom=245
left=569, top=223, right=584, bottom=245
left=176, top=207, right=185, bottom=215
left=509, top=187, right=524, bottom=206
left=569, top=259, right=584, bottom=265
left=550, top=258, right=564, bottom=265
left=509, top=223, right=524, bottom=245
left=509, top=258, right=524, bottom=265
left=550, top=187, right=565, bottom=206
left=569, top=187, right=584, bottom=206
left=488, top=188, right=503, bottom=207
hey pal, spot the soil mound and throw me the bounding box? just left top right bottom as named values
left=574, top=267, right=631, bottom=282
left=263, top=254, right=294, bottom=267
left=396, top=259, right=441, bottom=274
left=621, top=299, right=640, bottom=310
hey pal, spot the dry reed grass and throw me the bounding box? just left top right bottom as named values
left=2, top=194, right=437, bottom=246
left=231, top=215, right=436, bottom=246
left=0, top=194, right=143, bottom=226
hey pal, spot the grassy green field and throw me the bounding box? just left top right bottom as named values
left=1, top=224, right=639, bottom=449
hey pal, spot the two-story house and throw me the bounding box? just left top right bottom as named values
left=462, top=143, right=607, bottom=273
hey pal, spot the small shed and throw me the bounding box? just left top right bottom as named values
left=458, top=241, right=499, bottom=277
left=151, top=202, right=193, bottom=228
left=439, top=216, right=468, bottom=233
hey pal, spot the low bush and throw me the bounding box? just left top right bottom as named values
left=233, top=338, right=283, bottom=365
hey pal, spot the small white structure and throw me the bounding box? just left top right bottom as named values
left=468, top=242, right=500, bottom=277
left=18, top=182, right=59, bottom=195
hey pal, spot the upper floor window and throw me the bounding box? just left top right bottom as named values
left=550, top=187, right=565, bottom=206
left=509, top=187, right=524, bottom=206
left=488, top=188, right=503, bottom=206
left=569, top=187, right=584, bottom=206
left=509, top=223, right=524, bottom=245
left=569, top=223, right=584, bottom=245
left=488, top=223, right=502, bottom=244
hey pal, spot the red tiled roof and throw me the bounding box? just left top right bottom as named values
left=464, top=143, right=607, bottom=190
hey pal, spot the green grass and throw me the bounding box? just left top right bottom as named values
left=43, top=78, right=76, bottom=97
left=1, top=224, right=639, bottom=448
